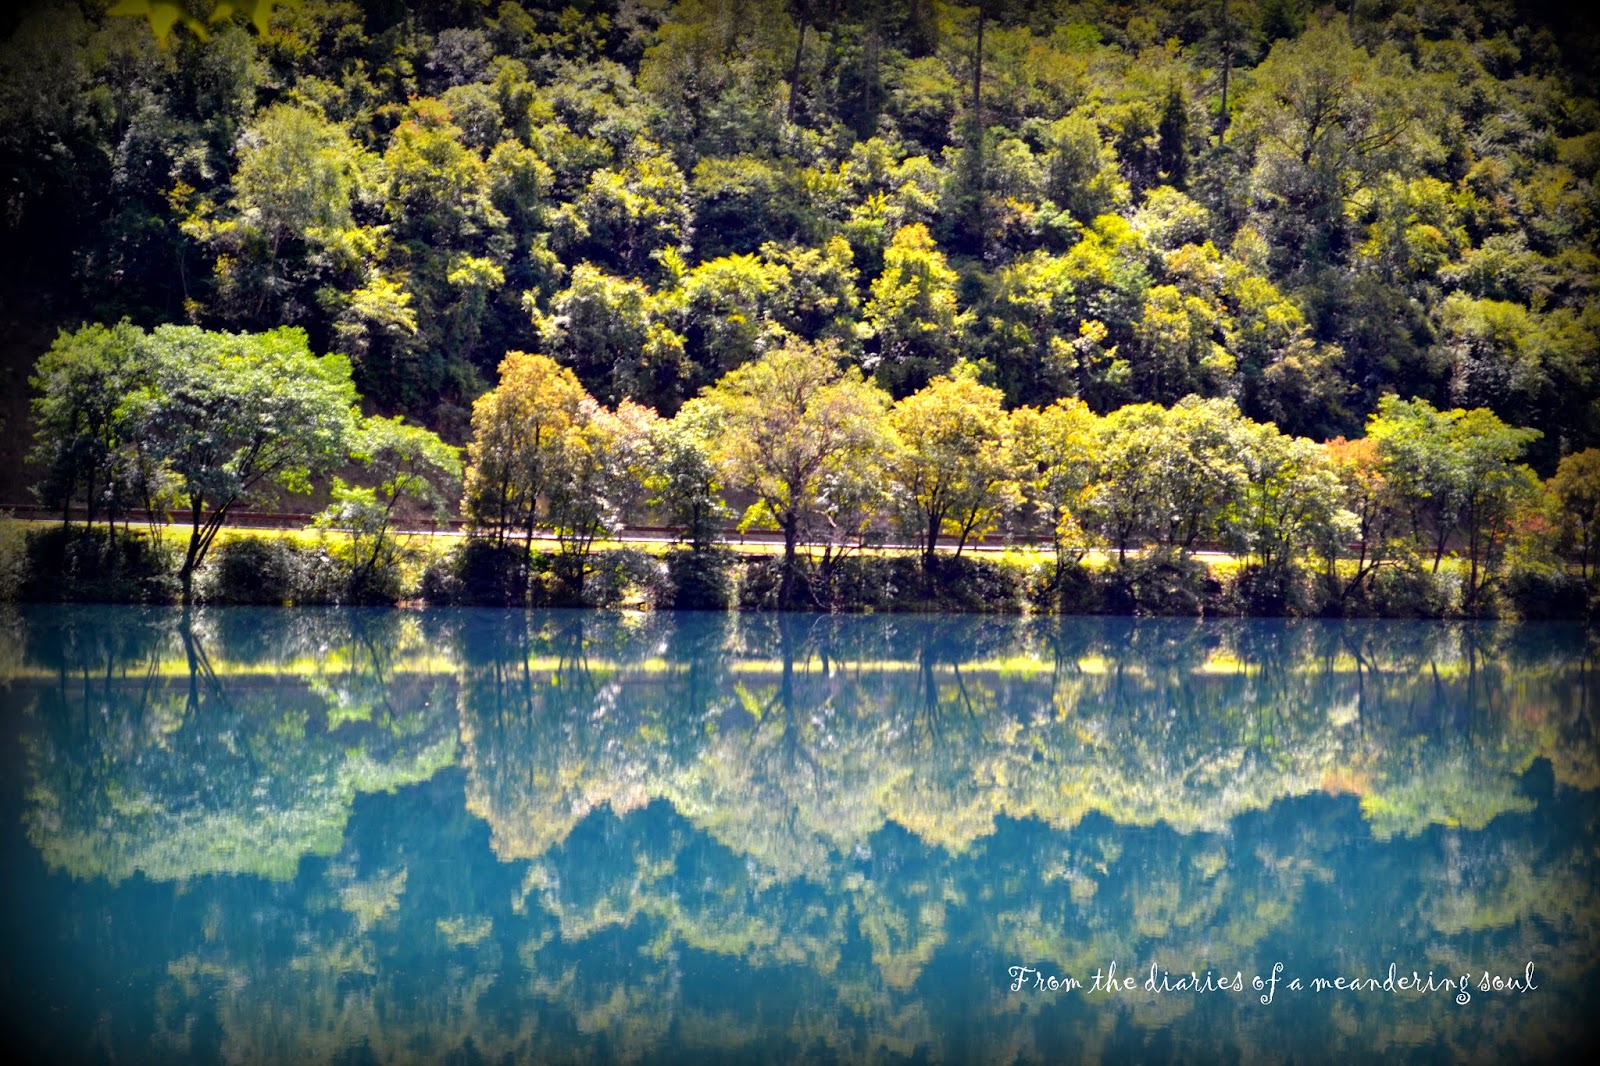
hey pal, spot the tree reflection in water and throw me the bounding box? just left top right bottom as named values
left=3, top=607, right=1596, bottom=1064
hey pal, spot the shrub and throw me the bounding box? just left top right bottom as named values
left=1502, top=565, right=1589, bottom=620
left=197, top=534, right=367, bottom=606
left=1355, top=564, right=1458, bottom=619
left=735, top=552, right=1030, bottom=613
left=664, top=549, right=735, bottom=610
left=1102, top=552, right=1213, bottom=616
left=419, top=539, right=528, bottom=606
left=583, top=549, right=673, bottom=608
left=1025, top=559, right=1106, bottom=615
left=20, top=525, right=178, bottom=603
left=325, top=536, right=406, bottom=605
left=0, top=516, right=25, bottom=602
left=199, top=536, right=308, bottom=605
left=1230, top=563, right=1327, bottom=618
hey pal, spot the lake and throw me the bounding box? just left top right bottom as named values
left=1, top=606, right=1596, bottom=1064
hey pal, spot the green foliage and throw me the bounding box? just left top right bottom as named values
left=700, top=338, right=892, bottom=605
left=647, top=398, right=728, bottom=552
left=8, top=0, right=1600, bottom=620
left=134, top=324, right=362, bottom=601
left=419, top=537, right=528, bottom=607
left=886, top=365, right=1022, bottom=566
left=1367, top=396, right=1541, bottom=609
left=1549, top=448, right=1600, bottom=577
left=461, top=350, right=587, bottom=552
left=664, top=547, right=735, bottom=609
left=198, top=534, right=343, bottom=606
left=19, top=525, right=178, bottom=604
left=316, top=416, right=462, bottom=601
left=28, top=321, right=155, bottom=532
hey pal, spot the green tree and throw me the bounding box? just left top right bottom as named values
left=700, top=339, right=891, bottom=605
left=544, top=398, right=661, bottom=588
left=1447, top=409, right=1543, bottom=609
left=678, top=253, right=789, bottom=376
left=1321, top=435, right=1403, bottom=603
left=886, top=366, right=1022, bottom=569
left=1040, top=112, right=1129, bottom=224
left=863, top=223, right=972, bottom=397
left=556, top=150, right=691, bottom=281
left=1548, top=449, right=1600, bottom=579
left=1367, top=396, right=1541, bottom=607
left=315, top=416, right=462, bottom=600
left=461, top=351, right=588, bottom=561
left=1082, top=398, right=1252, bottom=564
left=1011, top=397, right=1099, bottom=578
left=1231, top=421, right=1343, bottom=580
left=537, top=263, right=688, bottom=408
left=648, top=398, right=729, bottom=552
left=28, top=321, right=155, bottom=536
left=1235, top=19, right=1426, bottom=276
left=191, top=103, right=372, bottom=326
left=133, top=325, right=361, bottom=603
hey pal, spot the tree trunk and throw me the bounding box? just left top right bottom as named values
left=787, top=20, right=806, bottom=125
left=1217, top=0, right=1233, bottom=143
left=180, top=500, right=203, bottom=605
left=781, top=510, right=799, bottom=608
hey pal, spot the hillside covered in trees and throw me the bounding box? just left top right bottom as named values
left=4, top=0, right=1597, bottom=447
left=3, top=0, right=1599, bottom=615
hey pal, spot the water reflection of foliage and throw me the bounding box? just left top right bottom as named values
left=15, top=607, right=458, bottom=883
left=454, top=614, right=1599, bottom=865
left=8, top=608, right=1599, bottom=1063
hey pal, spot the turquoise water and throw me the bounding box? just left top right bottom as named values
left=1, top=606, right=1596, bottom=1064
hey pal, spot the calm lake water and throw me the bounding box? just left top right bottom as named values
left=1, top=606, right=1596, bottom=1065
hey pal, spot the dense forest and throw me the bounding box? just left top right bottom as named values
left=3, top=0, right=1599, bottom=612
left=4, top=0, right=1597, bottom=442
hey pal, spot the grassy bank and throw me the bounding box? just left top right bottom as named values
left=3, top=517, right=1594, bottom=621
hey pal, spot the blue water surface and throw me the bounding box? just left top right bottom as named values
left=1, top=606, right=1596, bottom=1065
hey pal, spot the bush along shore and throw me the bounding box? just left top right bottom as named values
left=3, top=522, right=1595, bottom=620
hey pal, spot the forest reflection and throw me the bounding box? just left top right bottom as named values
left=4, top=607, right=1597, bottom=1064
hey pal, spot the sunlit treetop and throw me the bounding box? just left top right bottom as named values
left=107, top=0, right=294, bottom=48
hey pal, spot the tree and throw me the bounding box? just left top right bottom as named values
left=862, top=223, right=971, bottom=397
left=1231, top=421, right=1342, bottom=580
left=1156, top=396, right=1253, bottom=554
left=1549, top=449, right=1600, bottom=579
left=315, top=416, right=462, bottom=600
left=537, top=264, right=688, bottom=409
left=648, top=398, right=729, bottom=553
left=1447, top=408, right=1541, bottom=609
left=28, top=321, right=155, bottom=537
left=191, top=103, right=371, bottom=327
left=700, top=340, right=892, bottom=606
left=556, top=149, right=691, bottom=281
left=1040, top=113, right=1129, bottom=224
left=1322, top=435, right=1402, bottom=602
left=544, top=398, right=660, bottom=587
left=886, top=367, right=1022, bottom=569
left=678, top=253, right=789, bottom=376
left=1082, top=398, right=1252, bottom=564
left=1234, top=20, right=1425, bottom=276
left=1367, top=396, right=1541, bottom=607
left=1011, top=397, right=1099, bottom=579
left=132, top=326, right=360, bottom=603
left=461, top=351, right=588, bottom=562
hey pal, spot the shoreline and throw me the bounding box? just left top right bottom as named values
left=5, top=520, right=1595, bottom=621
